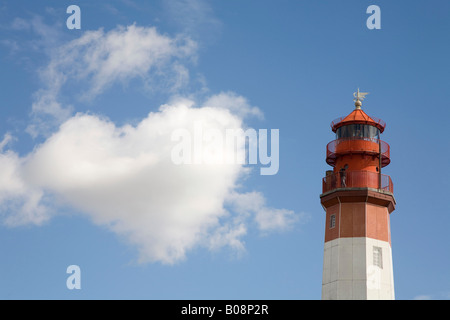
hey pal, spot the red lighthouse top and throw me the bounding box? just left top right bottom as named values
left=331, top=108, right=386, bottom=133
left=322, top=89, right=394, bottom=194
left=330, top=89, right=386, bottom=133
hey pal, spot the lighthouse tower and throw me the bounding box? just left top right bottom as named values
left=320, top=90, right=396, bottom=300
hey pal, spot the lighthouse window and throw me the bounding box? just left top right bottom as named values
left=336, top=125, right=380, bottom=140
left=373, top=246, right=383, bottom=269
left=329, top=214, right=336, bottom=229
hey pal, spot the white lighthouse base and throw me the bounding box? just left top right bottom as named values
left=322, top=237, right=395, bottom=300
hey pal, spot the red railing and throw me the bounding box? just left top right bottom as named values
left=326, top=138, right=390, bottom=167
left=322, top=170, right=393, bottom=194
left=330, top=116, right=386, bottom=131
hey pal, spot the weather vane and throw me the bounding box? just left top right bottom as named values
left=353, top=88, right=369, bottom=109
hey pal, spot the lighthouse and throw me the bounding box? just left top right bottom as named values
left=320, top=90, right=396, bottom=300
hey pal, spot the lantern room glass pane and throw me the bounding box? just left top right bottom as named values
left=336, top=124, right=380, bottom=140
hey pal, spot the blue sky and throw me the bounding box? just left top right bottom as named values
left=0, top=0, right=449, bottom=300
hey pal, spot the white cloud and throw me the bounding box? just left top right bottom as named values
left=0, top=149, right=49, bottom=226
left=1, top=95, right=302, bottom=264
left=162, top=0, right=222, bottom=39
left=28, top=24, right=197, bottom=135
left=11, top=17, right=31, bottom=30
left=254, top=208, right=298, bottom=232
left=0, top=22, right=302, bottom=265
left=62, top=24, right=196, bottom=98
left=203, top=91, right=264, bottom=120
left=9, top=15, right=63, bottom=53
left=412, top=292, right=450, bottom=300
left=0, top=133, right=13, bottom=151
left=413, top=295, right=432, bottom=300
left=226, top=191, right=300, bottom=233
